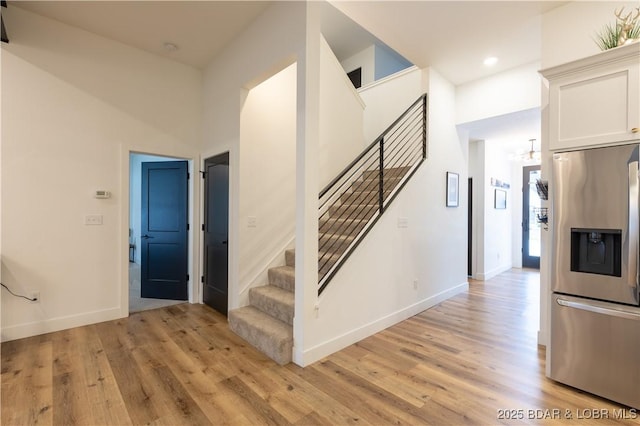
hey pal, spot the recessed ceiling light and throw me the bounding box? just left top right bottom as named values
left=163, top=42, right=179, bottom=52
left=483, top=56, right=498, bottom=66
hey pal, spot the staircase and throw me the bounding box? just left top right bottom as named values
left=228, top=94, right=428, bottom=365
left=228, top=249, right=295, bottom=365
left=228, top=167, right=415, bottom=365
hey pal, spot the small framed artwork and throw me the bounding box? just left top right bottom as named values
left=446, top=172, right=459, bottom=207
left=495, top=189, right=507, bottom=209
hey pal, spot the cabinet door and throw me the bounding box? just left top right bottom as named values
left=549, top=62, right=640, bottom=151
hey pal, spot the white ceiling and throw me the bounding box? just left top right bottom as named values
left=12, top=1, right=272, bottom=69
left=9, top=0, right=561, bottom=152
left=458, top=108, right=541, bottom=156
left=330, top=1, right=566, bottom=86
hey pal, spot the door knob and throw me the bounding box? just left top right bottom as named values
left=632, top=128, right=639, bottom=134
left=142, top=235, right=154, bottom=239
left=222, top=240, right=228, bottom=245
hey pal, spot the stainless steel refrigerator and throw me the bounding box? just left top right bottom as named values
left=551, top=143, right=640, bottom=409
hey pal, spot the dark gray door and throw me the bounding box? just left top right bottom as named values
left=203, top=153, right=229, bottom=314
left=468, top=178, right=472, bottom=276
left=522, top=165, right=541, bottom=269
left=141, top=161, right=188, bottom=300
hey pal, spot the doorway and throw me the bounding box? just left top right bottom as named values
left=468, top=177, right=473, bottom=276
left=129, top=153, right=189, bottom=313
left=522, top=165, right=541, bottom=269
left=202, top=152, right=229, bottom=315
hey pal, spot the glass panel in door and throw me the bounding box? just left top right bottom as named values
left=523, top=166, right=541, bottom=269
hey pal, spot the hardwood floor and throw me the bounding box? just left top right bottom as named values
left=2, top=269, right=637, bottom=425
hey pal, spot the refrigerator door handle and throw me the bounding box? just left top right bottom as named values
left=557, top=297, right=640, bottom=321
left=628, top=160, right=639, bottom=296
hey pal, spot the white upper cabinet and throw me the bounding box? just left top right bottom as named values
left=541, top=42, right=640, bottom=152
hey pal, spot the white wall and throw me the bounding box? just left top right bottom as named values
left=358, top=66, right=423, bottom=143
left=542, top=1, right=639, bottom=69
left=319, top=35, right=366, bottom=189
left=456, top=62, right=542, bottom=124
left=1, top=7, right=202, bottom=341
left=202, top=2, right=307, bottom=314
left=340, top=45, right=375, bottom=87
left=468, top=140, right=515, bottom=280
left=298, top=68, right=469, bottom=365
left=238, top=64, right=297, bottom=300
left=481, top=143, right=513, bottom=279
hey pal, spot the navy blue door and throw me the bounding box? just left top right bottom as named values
left=141, top=161, right=188, bottom=300
left=203, top=153, right=229, bottom=314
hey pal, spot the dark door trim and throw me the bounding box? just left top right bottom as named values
left=126, top=152, right=194, bottom=314
left=468, top=177, right=473, bottom=276
left=202, top=152, right=230, bottom=315
left=141, top=160, right=189, bottom=300
left=522, top=165, right=541, bottom=269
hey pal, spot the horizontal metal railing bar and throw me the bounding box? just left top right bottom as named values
left=319, top=153, right=421, bottom=272
left=382, top=126, right=422, bottom=168
left=381, top=157, right=425, bottom=212
left=318, top=209, right=383, bottom=293
left=321, top=161, right=380, bottom=218
left=381, top=106, right=422, bottom=140
left=319, top=155, right=416, bottom=259
left=320, top=109, right=420, bottom=212
left=375, top=106, right=422, bottom=150
left=385, top=138, right=423, bottom=173
left=385, top=112, right=422, bottom=147
left=381, top=119, right=422, bottom=163
left=319, top=149, right=379, bottom=211
left=320, top=151, right=378, bottom=211
left=318, top=93, right=428, bottom=294
left=319, top=186, right=380, bottom=255
left=318, top=148, right=421, bottom=266
left=319, top=94, right=426, bottom=199
left=320, top=174, right=373, bottom=226
left=320, top=151, right=420, bottom=267
left=318, top=200, right=379, bottom=265
left=318, top=158, right=423, bottom=285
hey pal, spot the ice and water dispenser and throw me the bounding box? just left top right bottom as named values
left=570, top=228, right=622, bottom=277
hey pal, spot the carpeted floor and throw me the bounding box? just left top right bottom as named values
left=129, top=262, right=185, bottom=313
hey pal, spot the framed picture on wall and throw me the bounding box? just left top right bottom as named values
left=495, top=189, right=507, bottom=209
left=446, top=172, right=459, bottom=207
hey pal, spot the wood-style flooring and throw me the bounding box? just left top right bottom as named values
left=2, top=269, right=638, bottom=425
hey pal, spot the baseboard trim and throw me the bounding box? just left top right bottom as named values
left=537, top=330, right=547, bottom=347
left=1, top=307, right=124, bottom=342
left=295, top=281, right=468, bottom=366
left=476, top=264, right=512, bottom=281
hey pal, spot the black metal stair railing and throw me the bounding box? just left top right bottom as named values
left=318, top=93, right=428, bottom=295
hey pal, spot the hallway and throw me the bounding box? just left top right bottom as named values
left=2, top=269, right=634, bottom=425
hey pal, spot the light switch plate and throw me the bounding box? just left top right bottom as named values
left=85, top=215, right=103, bottom=225
left=397, top=217, right=408, bottom=228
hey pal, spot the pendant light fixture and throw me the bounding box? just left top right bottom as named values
left=514, top=138, right=541, bottom=162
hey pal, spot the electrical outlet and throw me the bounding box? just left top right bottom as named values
left=247, top=216, right=257, bottom=228
left=30, top=291, right=40, bottom=303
